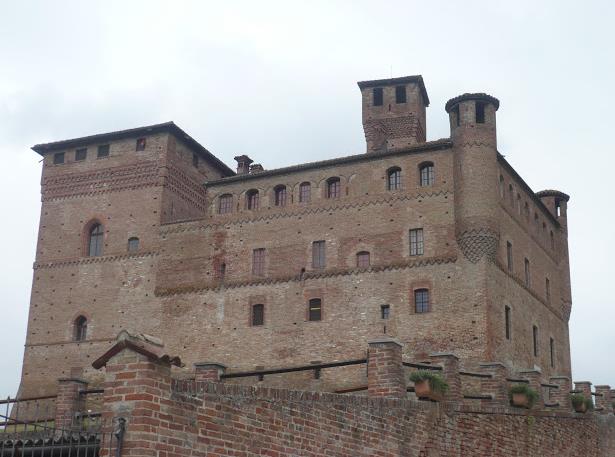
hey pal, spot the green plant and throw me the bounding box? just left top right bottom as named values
left=409, top=370, right=449, bottom=394
left=509, top=384, right=539, bottom=408
left=570, top=394, right=593, bottom=411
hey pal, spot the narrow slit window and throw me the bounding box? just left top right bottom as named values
left=192, top=152, right=199, bottom=168
left=505, top=306, right=511, bottom=340
left=395, top=85, right=406, bottom=103
left=506, top=241, right=513, bottom=272
left=550, top=231, right=555, bottom=250
left=550, top=337, right=555, bottom=368
left=252, top=304, right=264, bottom=326
left=409, top=229, right=424, bottom=256
left=454, top=104, right=460, bottom=126
left=308, top=298, right=322, bottom=321
left=373, top=87, right=383, bottom=106
left=545, top=278, right=551, bottom=302
left=499, top=175, right=505, bottom=198
left=414, top=289, right=430, bottom=313
left=524, top=258, right=531, bottom=287
left=533, top=325, right=539, bottom=357
left=476, top=102, right=485, bottom=123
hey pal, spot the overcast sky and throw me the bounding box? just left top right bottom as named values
left=1, top=0, right=613, bottom=396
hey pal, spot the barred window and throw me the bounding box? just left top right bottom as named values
left=312, top=241, right=326, bottom=269
left=74, top=316, right=87, bottom=342
left=387, top=167, right=401, bottom=191
left=127, top=237, right=139, bottom=252
left=252, top=304, right=264, bottom=326
left=326, top=177, right=341, bottom=199
left=246, top=189, right=259, bottom=210
left=274, top=185, right=287, bottom=206
left=414, top=289, right=430, bottom=313
left=218, top=194, right=233, bottom=214
left=419, top=163, right=434, bottom=186
left=75, top=148, right=87, bottom=161
left=299, top=182, right=311, bottom=203
left=97, top=144, right=110, bottom=158
left=373, top=87, right=383, bottom=106
left=252, top=248, right=266, bottom=276
left=308, top=298, right=322, bottom=321
left=356, top=251, right=370, bottom=268
left=136, top=138, right=146, bottom=151
left=409, top=229, right=424, bottom=256
left=53, top=152, right=65, bottom=164
left=88, top=224, right=104, bottom=257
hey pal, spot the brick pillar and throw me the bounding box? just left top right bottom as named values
left=479, top=362, right=508, bottom=405
left=594, top=385, right=612, bottom=414
left=575, top=381, right=593, bottom=409
left=519, top=369, right=543, bottom=410
left=549, top=376, right=572, bottom=411
left=194, top=362, right=226, bottom=382
left=55, top=377, right=87, bottom=431
left=429, top=353, right=461, bottom=402
left=367, top=337, right=405, bottom=399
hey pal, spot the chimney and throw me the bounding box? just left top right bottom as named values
left=234, top=155, right=253, bottom=175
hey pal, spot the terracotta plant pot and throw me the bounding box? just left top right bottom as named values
left=414, top=380, right=442, bottom=401
left=512, top=392, right=529, bottom=408
left=573, top=402, right=587, bottom=413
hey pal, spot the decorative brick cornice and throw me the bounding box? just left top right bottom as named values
left=33, top=251, right=158, bottom=270
left=155, top=255, right=457, bottom=296
left=165, top=164, right=208, bottom=211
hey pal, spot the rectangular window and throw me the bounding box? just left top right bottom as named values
left=97, top=144, right=110, bottom=158
left=550, top=337, right=555, bottom=368
left=53, top=152, right=65, bottom=164
left=312, top=241, right=326, bottom=269
left=218, top=195, right=233, bottom=214
left=395, top=85, right=406, bottom=103
left=356, top=251, right=370, bottom=268
left=476, top=102, right=485, bottom=123
left=75, top=148, right=87, bottom=161
left=533, top=325, right=539, bottom=357
left=299, top=182, right=311, bottom=203
left=524, top=258, right=531, bottom=287
left=380, top=304, right=390, bottom=320
left=414, top=289, right=430, bottom=313
left=545, top=278, right=551, bottom=302
left=136, top=138, right=146, bottom=151
left=409, top=229, right=424, bottom=256
left=506, top=241, right=513, bottom=272
left=373, top=87, right=383, bottom=106
left=252, top=304, right=264, bottom=326
left=252, top=248, right=266, bottom=276
left=505, top=305, right=511, bottom=340
left=308, top=298, right=322, bottom=321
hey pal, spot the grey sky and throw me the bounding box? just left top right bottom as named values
left=1, top=0, right=613, bottom=396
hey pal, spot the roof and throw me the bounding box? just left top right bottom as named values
left=445, top=93, right=500, bottom=112
left=31, top=121, right=235, bottom=177
left=357, top=75, right=430, bottom=107
left=205, top=139, right=453, bottom=186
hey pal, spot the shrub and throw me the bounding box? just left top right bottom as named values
left=509, top=384, right=539, bottom=408
left=409, top=370, right=449, bottom=394
left=571, top=394, right=594, bottom=411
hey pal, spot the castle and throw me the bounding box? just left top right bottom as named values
left=19, top=75, right=573, bottom=398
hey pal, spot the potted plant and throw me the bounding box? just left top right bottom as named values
left=570, top=394, right=593, bottom=413
left=509, top=384, right=539, bottom=408
left=409, top=370, right=449, bottom=401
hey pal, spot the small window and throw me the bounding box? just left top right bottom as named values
left=505, top=306, right=511, bottom=340
left=246, top=189, right=259, bottom=210
left=508, top=185, right=514, bottom=206
left=75, top=148, right=87, bottom=161
left=545, top=278, right=551, bottom=302
left=251, top=304, right=264, bottom=326
left=356, top=251, right=370, bottom=268
left=74, top=316, right=87, bottom=342
left=127, top=237, right=139, bottom=252
left=88, top=223, right=104, bottom=257
left=532, top=325, right=539, bottom=357
left=252, top=248, right=266, bottom=276
left=550, top=337, right=555, bottom=368
left=380, top=304, right=390, bottom=320
left=192, top=152, right=199, bottom=168
left=550, top=231, right=555, bottom=250
left=414, top=289, right=430, bottom=313
left=409, top=229, right=424, bottom=256
left=453, top=104, right=460, bottom=126
left=506, top=241, right=513, bottom=272
left=419, top=163, right=434, bottom=187
left=274, top=185, right=287, bottom=207
left=387, top=167, right=401, bottom=191
left=299, top=182, right=311, bottom=203
left=136, top=138, right=146, bottom=151
left=517, top=194, right=522, bottom=215
left=524, top=202, right=530, bottom=220
left=395, top=85, right=406, bottom=104
left=555, top=200, right=562, bottom=217
left=312, top=241, right=326, bottom=269
left=326, top=177, right=341, bottom=199
left=53, top=152, right=65, bottom=165
left=97, top=144, right=110, bottom=158
left=476, top=102, right=485, bottom=124
left=499, top=175, right=505, bottom=198
left=218, top=194, right=233, bottom=214
left=308, top=298, right=322, bottom=321
left=373, top=87, right=383, bottom=106
left=524, top=258, right=531, bottom=287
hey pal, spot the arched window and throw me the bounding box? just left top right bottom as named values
left=127, top=237, right=139, bottom=252
left=499, top=175, right=505, bottom=198
left=387, top=167, right=401, bottom=191
left=356, top=251, right=370, bottom=268
left=251, top=304, right=264, bottom=326
left=326, top=177, right=341, bottom=199
left=419, top=163, right=434, bottom=187
left=218, top=194, right=233, bottom=214
left=74, top=316, right=87, bottom=342
left=308, top=298, right=322, bottom=321
left=299, top=182, right=311, bottom=203
left=274, top=185, right=287, bottom=206
left=246, top=189, right=259, bottom=210
left=414, top=289, right=430, bottom=313
left=88, top=223, right=104, bottom=257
